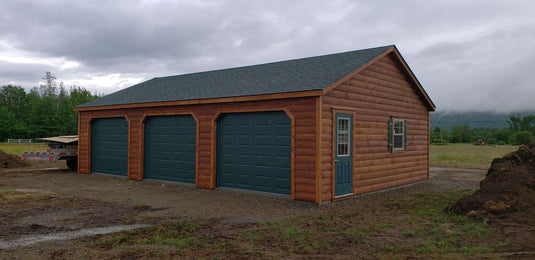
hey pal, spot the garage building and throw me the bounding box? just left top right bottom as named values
left=75, top=45, right=435, bottom=203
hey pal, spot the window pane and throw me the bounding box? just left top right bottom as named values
left=339, top=133, right=348, bottom=144
left=339, top=119, right=348, bottom=131
left=338, top=144, right=348, bottom=156
left=337, top=118, right=350, bottom=156
left=394, top=135, right=403, bottom=149
left=394, top=120, right=404, bottom=134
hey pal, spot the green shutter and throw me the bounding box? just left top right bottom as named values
left=404, top=120, right=408, bottom=147
left=387, top=119, right=392, bottom=151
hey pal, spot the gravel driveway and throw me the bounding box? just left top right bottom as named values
left=0, top=166, right=485, bottom=223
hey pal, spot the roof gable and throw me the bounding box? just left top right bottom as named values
left=322, top=46, right=435, bottom=111
left=389, top=47, right=436, bottom=111
left=76, top=46, right=393, bottom=108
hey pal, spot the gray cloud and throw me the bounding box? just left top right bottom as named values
left=1, top=0, right=534, bottom=112
left=0, top=60, right=51, bottom=86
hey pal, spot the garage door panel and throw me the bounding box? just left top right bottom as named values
left=256, top=156, right=271, bottom=167
left=144, top=115, right=196, bottom=183
left=275, top=135, right=291, bottom=145
left=91, top=117, right=129, bottom=176
left=217, top=111, right=291, bottom=195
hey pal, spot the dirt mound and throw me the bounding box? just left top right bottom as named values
left=0, top=149, right=29, bottom=169
left=448, top=144, right=535, bottom=223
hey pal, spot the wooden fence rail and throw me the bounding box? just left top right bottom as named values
left=7, top=139, right=32, bottom=144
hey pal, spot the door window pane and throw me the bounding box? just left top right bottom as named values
left=337, top=118, right=350, bottom=156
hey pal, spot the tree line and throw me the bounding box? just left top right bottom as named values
left=0, top=72, right=99, bottom=141
left=431, top=114, right=535, bottom=145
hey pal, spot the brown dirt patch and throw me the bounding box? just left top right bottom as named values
left=0, top=150, right=29, bottom=169
left=0, top=188, right=155, bottom=242
left=449, top=143, right=535, bottom=251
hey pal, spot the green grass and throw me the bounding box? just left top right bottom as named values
left=378, top=190, right=497, bottom=255
left=0, top=188, right=20, bottom=195
left=95, top=221, right=199, bottom=250
left=430, top=144, right=517, bottom=169
left=0, top=143, right=48, bottom=155
left=89, top=190, right=505, bottom=258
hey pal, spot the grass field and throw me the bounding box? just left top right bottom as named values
left=0, top=143, right=48, bottom=155
left=430, top=144, right=517, bottom=169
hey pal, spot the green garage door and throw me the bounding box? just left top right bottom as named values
left=217, top=111, right=291, bottom=195
left=91, top=117, right=128, bottom=176
left=144, top=115, right=196, bottom=183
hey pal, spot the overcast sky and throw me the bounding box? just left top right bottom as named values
left=1, top=0, right=534, bottom=112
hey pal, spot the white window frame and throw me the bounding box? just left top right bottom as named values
left=337, top=118, right=350, bottom=156
left=393, top=119, right=404, bottom=150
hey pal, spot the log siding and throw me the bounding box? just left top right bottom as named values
left=320, top=53, right=430, bottom=201
left=78, top=97, right=319, bottom=202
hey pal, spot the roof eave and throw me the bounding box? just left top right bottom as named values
left=73, top=89, right=324, bottom=112
left=389, top=46, right=436, bottom=111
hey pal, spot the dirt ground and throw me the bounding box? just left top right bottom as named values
left=1, top=164, right=531, bottom=258
left=0, top=150, right=29, bottom=168
left=1, top=166, right=484, bottom=224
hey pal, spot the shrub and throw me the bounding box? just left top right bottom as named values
left=509, top=131, right=533, bottom=145
left=431, top=139, right=448, bottom=145
left=496, top=140, right=506, bottom=145
left=486, top=138, right=497, bottom=145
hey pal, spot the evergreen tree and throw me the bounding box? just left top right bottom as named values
left=0, top=72, right=98, bottom=140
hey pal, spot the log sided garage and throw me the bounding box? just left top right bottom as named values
left=75, top=45, right=435, bottom=203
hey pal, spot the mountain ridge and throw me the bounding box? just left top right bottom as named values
left=430, top=111, right=535, bottom=131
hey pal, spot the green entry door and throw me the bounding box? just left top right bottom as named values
left=91, top=117, right=129, bottom=176
left=217, top=111, right=291, bottom=195
left=335, top=113, right=353, bottom=197
left=144, top=115, right=196, bottom=183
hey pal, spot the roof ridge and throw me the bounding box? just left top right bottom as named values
left=153, top=45, right=395, bottom=80
left=76, top=45, right=398, bottom=109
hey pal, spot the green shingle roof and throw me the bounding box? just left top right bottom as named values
left=77, top=45, right=393, bottom=108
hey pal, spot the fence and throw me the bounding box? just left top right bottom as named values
left=7, top=139, right=32, bottom=144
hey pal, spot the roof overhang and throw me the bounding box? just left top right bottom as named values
left=74, top=89, right=324, bottom=112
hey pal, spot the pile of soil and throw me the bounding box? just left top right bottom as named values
left=448, top=143, right=535, bottom=224
left=0, top=149, right=29, bottom=169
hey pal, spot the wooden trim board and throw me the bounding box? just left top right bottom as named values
left=315, top=96, right=322, bottom=203
left=74, top=90, right=323, bottom=112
